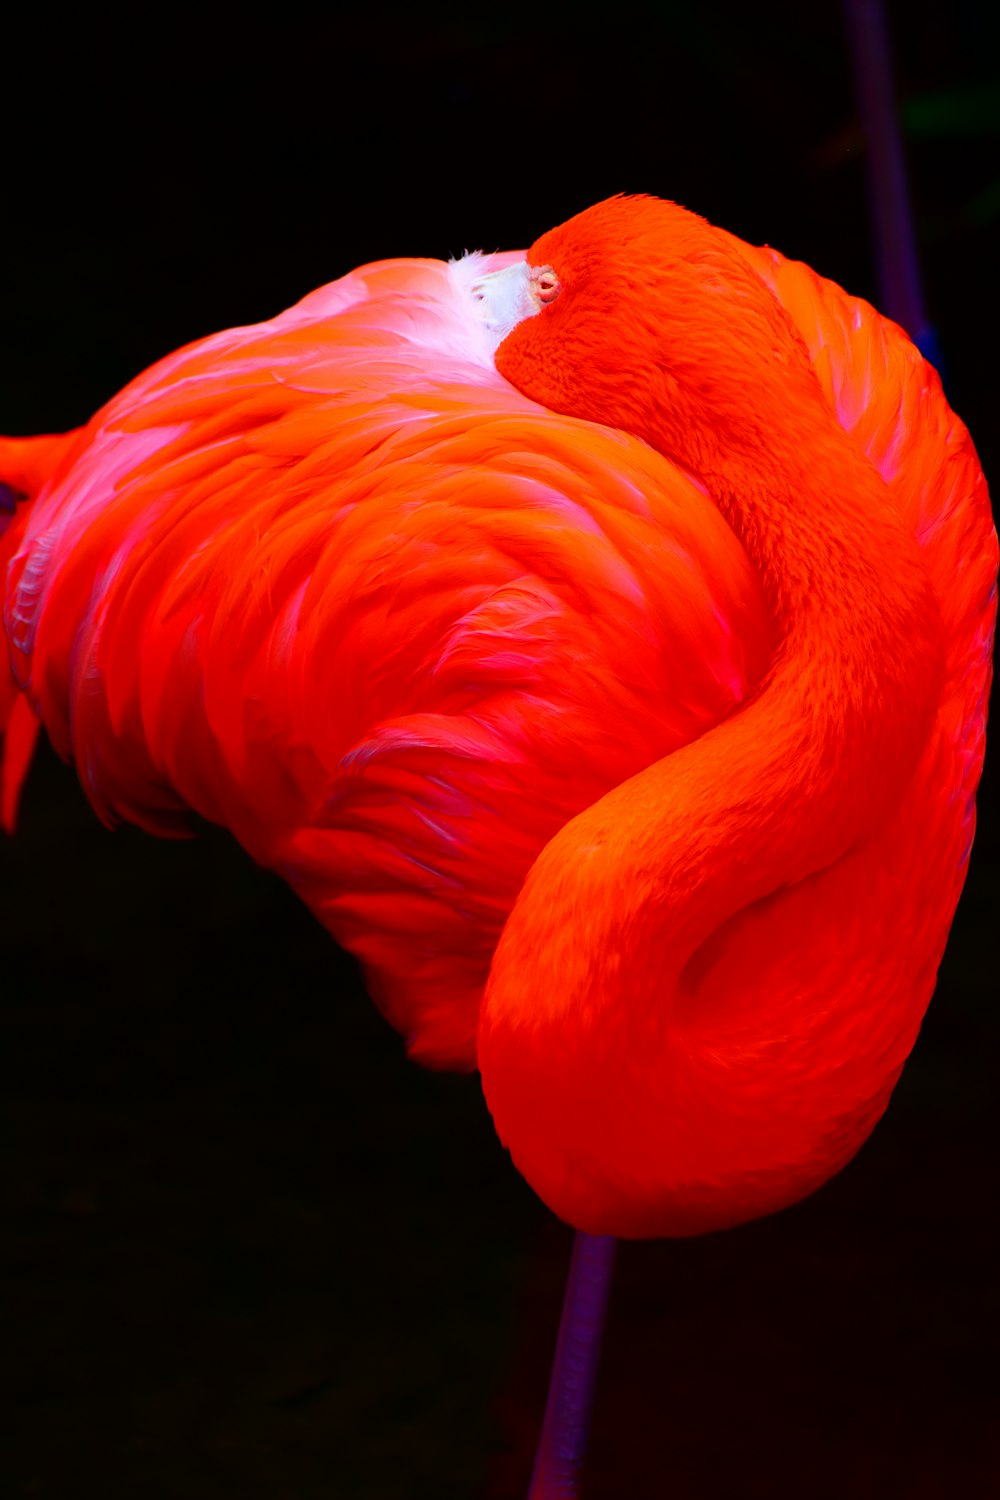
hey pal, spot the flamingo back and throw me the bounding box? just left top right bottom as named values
left=2, top=256, right=773, bottom=1067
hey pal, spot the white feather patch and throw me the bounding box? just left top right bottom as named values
left=449, top=251, right=537, bottom=358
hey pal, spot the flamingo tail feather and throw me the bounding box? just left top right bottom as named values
left=1, top=431, right=81, bottom=830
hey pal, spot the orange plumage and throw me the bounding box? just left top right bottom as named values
left=1, top=198, right=994, bottom=1239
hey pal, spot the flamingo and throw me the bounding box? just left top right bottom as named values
left=1, top=195, right=995, bottom=1491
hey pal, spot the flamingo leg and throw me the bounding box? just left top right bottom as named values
left=527, top=1231, right=617, bottom=1499
left=841, top=0, right=941, bottom=367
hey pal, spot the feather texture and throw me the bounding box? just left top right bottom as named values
left=2, top=253, right=770, bottom=1068
left=1, top=201, right=994, bottom=1236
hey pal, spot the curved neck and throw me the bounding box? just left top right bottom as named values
left=479, top=384, right=944, bottom=1236
left=575, top=398, right=945, bottom=984
left=680, top=413, right=941, bottom=892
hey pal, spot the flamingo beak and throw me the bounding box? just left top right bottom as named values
left=472, top=262, right=561, bottom=349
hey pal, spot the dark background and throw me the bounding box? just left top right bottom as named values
left=2, top=2, right=997, bottom=1495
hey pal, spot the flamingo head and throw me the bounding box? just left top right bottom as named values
left=479, top=194, right=818, bottom=483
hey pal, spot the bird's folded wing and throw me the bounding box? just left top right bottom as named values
left=3, top=256, right=772, bottom=1064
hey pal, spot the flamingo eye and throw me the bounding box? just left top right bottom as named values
left=533, top=267, right=561, bottom=304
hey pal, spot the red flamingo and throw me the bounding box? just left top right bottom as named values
left=1, top=195, right=995, bottom=1490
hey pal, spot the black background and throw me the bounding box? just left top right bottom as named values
left=2, top=3, right=997, bottom=1495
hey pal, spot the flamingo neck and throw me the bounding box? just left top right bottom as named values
left=670, top=393, right=942, bottom=891
left=478, top=381, right=944, bottom=1236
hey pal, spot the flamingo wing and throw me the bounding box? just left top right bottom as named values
left=3, top=255, right=772, bottom=1068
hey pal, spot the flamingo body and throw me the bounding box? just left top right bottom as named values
left=0, top=252, right=771, bottom=1069
left=1, top=199, right=994, bottom=1238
